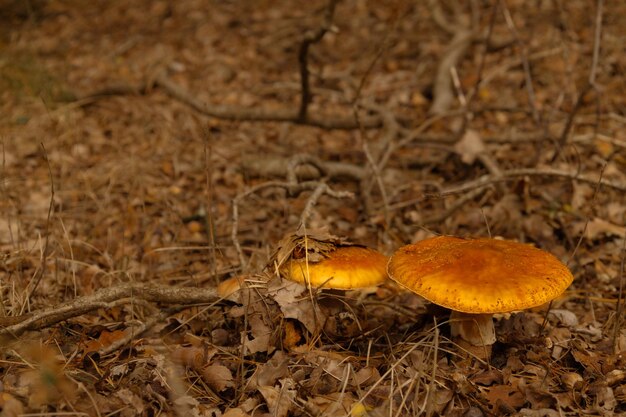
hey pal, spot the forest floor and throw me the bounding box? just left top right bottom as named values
left=1, top=1, right=625, bottom=416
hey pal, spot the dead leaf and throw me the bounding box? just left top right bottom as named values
left=548, top=309, right=578, bottom=327
left=270, top=229, right=346, bottom=270
left=267, top=277, right=327, bottom=334
left=351, top=367, right=381, bottom=387
left=576, top=217, right=626, bottom=240
left=222, top=408, right=251, bottom=417
left=0, top=392, right=24, bottom=417
left=255, top=351, right=290, bottom=387
left=258, top=379, right=296, bottom=417
left=201, top=365, right=234, bottom=392
left=482, top=384, right=526, bottom=413
left=82, top=329, right=128, bottom=355
left=454, top=129, right=486, bottom=164
left=114, top=389, right=145, bottom=416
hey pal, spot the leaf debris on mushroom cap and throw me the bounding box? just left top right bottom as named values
left=281, top=245, right=389, bottom=289
left=388, top=236, right=574, bottom=314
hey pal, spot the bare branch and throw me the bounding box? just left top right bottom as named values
left=551, top=0, right=603, bottom=162
left=0, top=284, right=219, bottom=339
left=298, top=0, right=339, bottom=121
left=437, top=167, right=626, bottom=197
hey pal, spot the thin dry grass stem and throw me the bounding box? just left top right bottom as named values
left=58, top=218, right=78, bottom=298
left=394, top=375, right=417, bottom=417
left=353, top=332, right=435, bottom=413
left=424, top=327, right=440, bottom=417
left=203, top=136, right=218, bottom=285
left=325, top=362, right=352, bottom=416
left=612, top=237, right=625, bottom=354
left=25, top=143, right=54, bottom=303
left=297, top=0, right=339, bottom=121
left=353, top=105, right=391, bottom=227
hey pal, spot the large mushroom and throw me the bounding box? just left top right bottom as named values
left=388, top=236, right=574, bottom=357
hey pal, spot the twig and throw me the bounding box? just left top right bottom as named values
left=352, top=102, right=392, bottom=224
left=588, top=0, right=604, bottom=86
left=297, top=0, right=339, bottom=121
left=430, top=29, right=475, bottom=115
left=437, top=167, right=626, bottom=197
left=500, top=0, right=541, bottom=128
left=428, top=1, right=474, bottom=115
left=154, top=73, right=381, bottom=130
left=0, top=284, right=219, bottom=339
left=299, top=182, right=353, bottom=228
left=243, top=154, right=365, bottom=181
left=550, top=0, right=603, bottom=162
left=422, top=188, right=487, bottom=225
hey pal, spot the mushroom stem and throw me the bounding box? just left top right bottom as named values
left=449, top=311, right=496, bottom=347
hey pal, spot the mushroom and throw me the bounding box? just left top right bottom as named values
left=387, top=236, right=574, bottom=357
left=280, top=245, right=388, bottom=289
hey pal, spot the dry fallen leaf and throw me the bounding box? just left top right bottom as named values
left=201, top=365, right=234, bottom=392
left=483, top=384, right=526, bottom=413
left=258, top=379, right=296, bottom=417
left=584, top=218, right=626, bottom=239
left=222, top=408, right=251, bottom=417
left=0, top=392, right=24, bottom=417
left=454, top=129, right=486, bottom=164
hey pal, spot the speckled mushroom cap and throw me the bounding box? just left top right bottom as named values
left=281, top=246, right=388, bottom=289
left=388, top=236, right=574, bottom=314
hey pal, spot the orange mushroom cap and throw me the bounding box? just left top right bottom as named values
left=281, top=245, right=388, bottom=289
left=388, top=236, right=574, bottom=314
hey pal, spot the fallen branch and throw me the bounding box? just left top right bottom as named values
left=297, top=0, right=339, bottom=121
left=77, top=74, right=382, bottom=130
left=0, top=284, right=219, bottom=339
left=437, top=167, right=626, bottom=197
left=242, top=154, right=365, bottom=181
left=428, top=1, right=475, bottom=115
left=157, top=73, right=380, bottom=130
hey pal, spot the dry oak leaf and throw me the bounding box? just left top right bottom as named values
left=258, top=379, right=296, bottom=417
left=82, top=329, right=128, bottom=354
left=267, top=277, right=327, bottom=335
left=201, top=364, right=234, bottom=392
left=255, top=350, right=290, bottom=388
left=483, top=384, right=526, bottom=412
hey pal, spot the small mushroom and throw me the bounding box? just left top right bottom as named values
left=387, top=236, right=574, bottom=357
left=281, top=245, right=388, bottom=289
